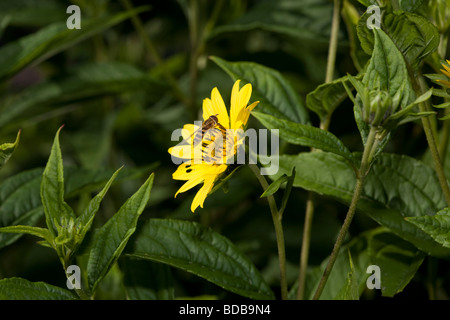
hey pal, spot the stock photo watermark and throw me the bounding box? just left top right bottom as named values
left=366, top=265, right=381, bottom=290
left=66, top=265, right=81, bottom=290
left=66, top=5, right=81, bottom=29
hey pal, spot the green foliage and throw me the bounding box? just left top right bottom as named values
left=127, top=218, right=274, bottom=300
left=1, top=0, right=450, bottom=302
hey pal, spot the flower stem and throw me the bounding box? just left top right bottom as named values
left=312, top=126, right=378, bottom=300
left=249, top=164, right=288, bottom=300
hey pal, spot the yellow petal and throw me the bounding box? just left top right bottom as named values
left=437, top=79, right=450, bottom=88
left=231, top=83, right=252, bottom=129
left=168, top=145, right=193, bottom=160
left=191, top=176, right=216, bottom=212
left=236, top=101, right=259, bottom=128
left=442, top=67, right=450, bottom=78
left=210, top=87, right=230, bottom=129
left=173, top=162, right=210, bottom=180
left=175, top=175, right=205, bottom=197
left=230, top=80, right=241, bottom=128
left=202, top=98, right=215, bottom=121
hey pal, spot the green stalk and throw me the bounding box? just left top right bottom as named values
left=414, top=77, right=450, bottom=206
left=297, top=0, right=341, bottom=300
left=325, top=0, right=342, bottom=83
left=249, top=164, right=288, bottom=300
left=296, top=196, right=315, bottom=300
left=312, top=126, right=378, bottom=300
left=188, top=0, right=200, bottom=120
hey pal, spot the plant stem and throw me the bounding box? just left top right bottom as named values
left=119, top=0, right=188, bottom=106
left=414, top=77, right=450, bottom=206
left=312, top=126, right=377, bottom=300
left=297, top=0, right=340, bottom=297
left=249, top=164, right=288, bottom=300
left=325, top=0, right=342, bottom=83
left=296, top=195, right=314, bottom=300
left=188, top=0, right=200, bottom=120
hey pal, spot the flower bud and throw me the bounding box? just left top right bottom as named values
left=365, top=90, right=392, bottom=127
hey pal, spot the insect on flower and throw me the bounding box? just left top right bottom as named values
left=168, top=80, right=259, bottom=212
left=191, top=114, right=227, bottom=147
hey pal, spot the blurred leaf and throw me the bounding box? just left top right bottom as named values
left=211, top=56, right=309, bottom=124
left=0, top=277, right=74, bottom=300
left=40, top=127, right=74, bottom=238
left=70, top=114, right=116, bottom=169
left=398, top=0, right=425, bottom=12
left=306, top=75, right=350, bottom=123
left=0, top=130, right=20, bottom=170
left=253, top=111, right=356, bottom=166
left=0, top=62, right=165, bottom=128
left=123, top=259, right=174, bottom=300
left=126, top=218, right=275, bottom=300
left=357, top=11, right=439, bottom=71
left=407, top=208, right=450, bottom=248
left=342, top=0, right=369, bottom=71
left=272, top=152, right=450, bottom=258
left=0, top=0, right=66, bottom=27
left=87, top=173, right=154, bottom=292
left=0, top=6, right=149, bottom=81
left=210, top=0, right=340, bottom=43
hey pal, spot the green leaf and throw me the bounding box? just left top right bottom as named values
left=0, top=7, right=150, bottom=81
left=0, top=130, right=20, bottom=170
left=211, top=56, right=309, bottom=124
left=0, top=62, right=165, bottom=128
left=398, top=0, right=425, bottom=12
left=333, top=251, right=359, bottom=300
left=357, top=11, right=439, bottom=71
left=0, top=277, right=74, bottom=300
left=0, top=164, right=155, bottom=250
left=0, top=225, right=52, bottom=244
left=362, top=29, right=415, bottom=106
left=272, top=152, right=450, bottom=258
left=87, top=173, right=154, bottom=292
left=123, top=259, right=174, bottom=300
left=126, top=218, right=275, bottom=300
left=260, top=174, right=289, bottom=198
left=209, top=0, right=339, bottom=43
left=407, top=208, right=450, bottom=248
left=253, top=111, right=355, bottom=165
left=306, top=75, right=350, bottom=122
left=0, top=0, right=66, bottom=27
left=40, top=127, right=74, bottom=238
left=0, top=168, right=43, bottom=249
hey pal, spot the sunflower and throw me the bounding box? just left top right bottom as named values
left=438, top=59, right=450, bottom=88
left=169, top=80, right=259, bottom=212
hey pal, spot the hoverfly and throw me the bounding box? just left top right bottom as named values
left=191, top=114, right=227, bottom=147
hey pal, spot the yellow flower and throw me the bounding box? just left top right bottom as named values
left=438, top=59, right=450, bottom=88
left=169, top=80, right=259, bottom=212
